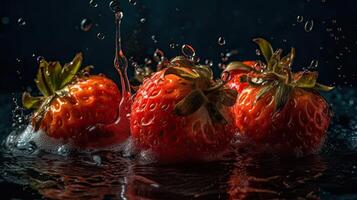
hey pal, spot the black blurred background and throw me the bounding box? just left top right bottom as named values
left=0, top=0, right=356, bottom=93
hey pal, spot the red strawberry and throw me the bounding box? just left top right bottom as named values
left=225, top=38, right=333, bottom=156
left=130, top=56, right=238, bottom=163
left=22, top=53, right=130, bottom=148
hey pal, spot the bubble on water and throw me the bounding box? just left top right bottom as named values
left=151, top=35, right=158, bottom=43
left=80, top=18, right=93, bottom=32
left=218, top=36, right=226, bottom=46
left=304, top=20, right=314, bottom=32
left=297, top=16, right=304, bottom=23
left=181, top=44, right=196, bottom=59
left=92, top=155, right=102, bottom=166
left=140, top=18, right=146, bottom=23
left=97, top=32, right=105, bottom=40
left=109, top=0, right=121, bottom=13
left=1, top=17, right=10, bottom=25
left=129, top=0, right=137, bottom=6
left=89, top=0, right=98, bottom=8
left=17, top=18, right=26, bottom=27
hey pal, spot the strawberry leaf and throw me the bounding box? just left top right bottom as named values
left=225, top=61, right=254, bottom=73
left=174, top=89, right=207, bottom=116
left=35, top=60, right=51, bottom=96
left=253, top=38, right=273, bottom=63
left=59, top=53, right=83, bottom=88
left=275, top=83, right=292, bottom=112
left=255, top=83, right=276, bottom=103
left=314, top=83, right=334, bottom=92
left=22, top=92, right=43, bottom=109
left=294, top=71, right=318, bottom=88
left=164, top=67, right=199, bottom=81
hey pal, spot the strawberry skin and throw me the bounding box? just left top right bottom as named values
left=130, top=58, right=238, bottom=163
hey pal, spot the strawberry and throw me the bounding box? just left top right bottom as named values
left=225, top=38, right=333, bottom=156
left=130, top=56, right=238, bottom=162
left=22, top=53, right=130, bottom=148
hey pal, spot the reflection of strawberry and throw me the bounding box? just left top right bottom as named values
left=130, top=56, right=238, bottom=162
left=228, top=155, right=326, bottom=199
left=225, top=38, right=333, bottom=156
left=22, top=53, right=130, bottom=148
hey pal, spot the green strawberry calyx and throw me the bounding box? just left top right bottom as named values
left=22, top=53, right=92, bottom=129
left=163, top=56, right=238, bottom=123
left=224, top=38, right=334, bottom=112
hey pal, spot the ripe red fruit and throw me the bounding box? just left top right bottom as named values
left=22, top=53, right=130, bottom=148
left=225, top=38, right=333, bottom=156
left=130, top=56, right=238, bottom=163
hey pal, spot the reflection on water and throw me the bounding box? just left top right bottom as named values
left=0, top=88, right=357, bottom=200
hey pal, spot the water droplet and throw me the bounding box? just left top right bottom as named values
left=92, top=155, right=102, bottom=165
left=181, top=44, right=196, bottom=59
left=297, top=16, right=304, bottom=23
left=1, top=17, right=10, bottom=25
left=140, top=18, right=146, bottom=23
left=17, top=18, right=26, bottom=27
left=129, top=0, right=137, bottom=6
left=109, top=0, right=121, bottom=13
left=151, top=35, right=158, bottom=43
left=226, top=49, right=238, bottom=58
left=80, top=18, right=93, bottom=32
left=205, top=59, right=213, bottom=67
left=97, top=32, right=105, bottom=40
left=37, top=56, right=44, bottom=64
left=337, top=27, right=342, bottom=32
left=255, top=49, right=261, bottom=56
left=153, top=49, right=165, bottom=62
left=218, top=36, right=226, bottom=46
left=89, top=0, right=98, bottom=8
left=169, top=43, right=176, bottom=49
left=304, top=20, right=314, bottom=32
left=308, top=59, right=319, bottom=70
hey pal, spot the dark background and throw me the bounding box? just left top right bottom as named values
left=0, top=0, right=356, bottom=93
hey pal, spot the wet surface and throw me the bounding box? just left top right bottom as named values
left=0, top=87, right=357, bottom=200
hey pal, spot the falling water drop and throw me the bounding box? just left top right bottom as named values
left=17, top=18, right=26, bottom=27
left=169, top=43, right=176, bottom=49
left=109, top=0, right=121, bottom=12
left=304, top=20, right=314, bottom=32
left=153, top=49, right=165, bottom=62
left=89, top=0, right=98, bottom=8
left=218, top=36, right=226, bottom=46
left=181, top=44, right=196, bottom=59
left=80, top=18, right=93, bottom=32
left=255, top=49, right=261, bottom=56
left=129, top=0, right=137, bottom=6
left=297, top=16, right=304, bottom=23
left=97, top=32, right=105, bottom=40
left=140, top=18, right=146, bottom=23
left=308, top=59, right=319, bottom=70
left=151, top=35, right=158, bottom=43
